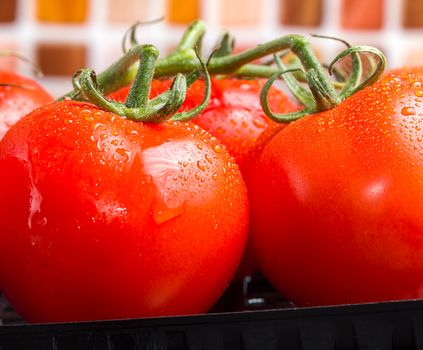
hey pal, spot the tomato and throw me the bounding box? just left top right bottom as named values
left=111, top=79, right=298, bottom=277
left=0, top=100, right=248, bottom=323
left=248, top=70, right=423, bottom=306
left=0, top=70, right=52, bottom=140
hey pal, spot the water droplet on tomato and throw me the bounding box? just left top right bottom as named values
left=197, top=161, right=206, bottom=171
left=94, top=123, right=106, bottom=132
left=252, top=118, right=266, bottom=129
left=212, top=173, right=218, bottom=180
left=152, top=201, right=185, bottom=225
left=213, top=144, right=223, bottom=153
left=205, top=154, right=213, bottom=164
left=401, top=106, right=416, bottom=116
left=114, top=148, right=130, bottom=163
left=415, top=90, right=423, bottom=97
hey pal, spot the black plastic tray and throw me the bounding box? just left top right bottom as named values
left=1, top=299, right=423, bottom=349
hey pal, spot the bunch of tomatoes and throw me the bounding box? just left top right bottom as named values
left=1, top=21, right=423, bottom=324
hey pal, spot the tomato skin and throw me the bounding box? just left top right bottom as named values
left=0, top=70, right=52, bottom=139
left=248, top=71, right=423, bottom=306
left=0, top=100, right=248, bottom=323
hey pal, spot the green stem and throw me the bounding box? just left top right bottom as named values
left=212, top=32, right=235, bottom=58
left=171, top=47, right=211, bottom=122
left=59, top=33, right=337, bottom=102
left=175, top=20, right=206, bottom=53
left=76, top=43, right=211, bottom=124
left=260, top=45, right=386, bottom=123
left=125, top=45, right=158, bottom=109
left=274, top=55, right=314, bottom=106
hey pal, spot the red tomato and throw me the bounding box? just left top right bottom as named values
left=0, top=70, right=52, bottom=139
left=111, top=79, right=298, bottom=277
left=0, top=100, right=248, bottom=323
left=248, top=70, right=423, bottom=306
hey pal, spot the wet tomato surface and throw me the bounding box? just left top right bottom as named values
left=248, top=70, right=423, bottom=306
left=0, top=100, right=248, bottom=322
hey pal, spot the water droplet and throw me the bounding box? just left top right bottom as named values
left=415, top=90, right=423, bottom=97
left=252, top=118, right=266, bottom=129
left=197, top=161, right=206, bottom=171
left=114, top=148, right=130, bottom=162
left=205, top=154, right=213, bottom=164
left=153, top=206, right=184, bottom=225
left=111, top=139, right=118, bottom=146
left=80, top=109, right=94, bottom=120
left=37, top=217, right=47, bottom=226
left=212, top=173, right=218, bottom=180
left=401, top=106, right=416, bottom=116
left=213, top=144, right=223, bottom=153
left=196, top=143, right=203, bottom=150
left=94, top=123, right=106, bottom=132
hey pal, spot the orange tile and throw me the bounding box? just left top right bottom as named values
left=36, top=43, right=87, bottom=76
left=281, top=0, right=322, bottom=27
left=167, top=0, right=199, bottom=24
left=108, top=0, right=150, bottom=23
left=0, top=0, right=16, bottom=22
left=220, top=0, right=261, bottom=26
left=341, top=0, right=384, bottom=30
left=36, top=0, right=88, bottom=23
left=403, top=0, right=423, bottom=28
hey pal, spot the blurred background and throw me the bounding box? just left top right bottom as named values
left=0, top=0, right=422, bottom=97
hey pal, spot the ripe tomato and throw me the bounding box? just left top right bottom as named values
left=0, top=100, right=248, bottom=323
left=248, top=70, right=423, bottom=306
left=0, top=70, right=52, bottom=139
left=110, top=78, right=299, bottom=169
left=111, top=79, right=298, bottom=277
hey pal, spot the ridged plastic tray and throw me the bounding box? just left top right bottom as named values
left=1, top=298, right=423, bottom=349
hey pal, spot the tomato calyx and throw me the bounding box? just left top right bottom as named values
left=260, top=40, right=387, bottom=123
left=60, top=20, right=387, bottom=125
left=71, top=44, right=211, bottom=123
left=58, top=21, right=369, bottom=101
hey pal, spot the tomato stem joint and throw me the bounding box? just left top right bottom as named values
left=71, top=44, right=211, bottom=123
